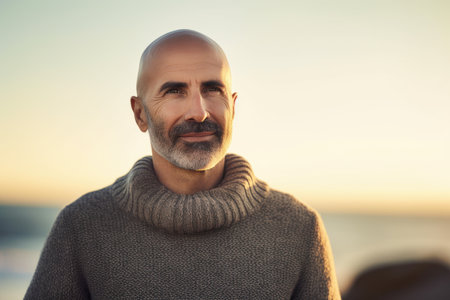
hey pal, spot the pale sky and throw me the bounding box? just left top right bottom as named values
left=1, top=0, right=449, bottom=215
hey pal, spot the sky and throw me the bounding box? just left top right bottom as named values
left=1, top=0, right=449, bottom=215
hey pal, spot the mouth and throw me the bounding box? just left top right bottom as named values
left=179, top=131, right=216, bottom=142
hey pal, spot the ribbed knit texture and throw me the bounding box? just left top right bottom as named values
left=25, top=154, right=341, bottom=300
left=111, top=154, right=269, bottom=234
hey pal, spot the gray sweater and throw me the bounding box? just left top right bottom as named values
left=25, top=154, right=340, bottom=299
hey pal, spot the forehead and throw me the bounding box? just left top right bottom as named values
left=143, top=40, right=231, bottom=90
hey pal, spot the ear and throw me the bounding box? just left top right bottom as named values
left=130, top=96, right=149, bottom=132
left=231, top=92, right=238, bottom=119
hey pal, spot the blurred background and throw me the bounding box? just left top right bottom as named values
left=1, top=0, right=449, bottom=299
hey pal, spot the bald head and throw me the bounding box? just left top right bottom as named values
left=136, top=30, right=231, bottom=98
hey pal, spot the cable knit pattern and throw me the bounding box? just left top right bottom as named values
left=111, top=154, right=269, bottom=234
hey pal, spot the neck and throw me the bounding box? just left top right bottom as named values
left=151, top=149, right=225, bottom=194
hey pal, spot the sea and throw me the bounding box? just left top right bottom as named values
left=0, top=204, right=449, bottom=300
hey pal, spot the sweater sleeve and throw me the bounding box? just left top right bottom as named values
left=291, top=211, right=341, bottom=300
left=24, top=206, right=90, bottom=299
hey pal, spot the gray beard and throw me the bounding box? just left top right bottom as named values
left=144, top=107, right=230, bottom=171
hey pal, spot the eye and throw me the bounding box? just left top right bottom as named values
left=166, top=89, right=180, bottom=94
left=204, top=87, right=223, bottom=94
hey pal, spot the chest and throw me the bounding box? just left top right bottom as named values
left=79, top=221, right=304, bottom=299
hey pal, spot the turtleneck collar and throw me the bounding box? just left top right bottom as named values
left=111, top=154, right=269, bottom=234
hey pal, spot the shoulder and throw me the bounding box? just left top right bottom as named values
left=56, top=185, right=118, bottom=226
left=265, top=189, right=319, bottom=220
left=256, top=188, right=324, bottom=234
left=47, top=184, right=136, bottom=247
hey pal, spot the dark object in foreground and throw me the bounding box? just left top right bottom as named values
left=343, top=259, right=450, bottom=300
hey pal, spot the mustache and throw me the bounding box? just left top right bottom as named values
left=169, top=120, right=221, bottom=139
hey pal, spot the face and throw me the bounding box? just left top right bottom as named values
left=136, top=39, right=237, bottom=171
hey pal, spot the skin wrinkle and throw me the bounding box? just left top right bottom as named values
left=140, top=79, right=230, bottom=172
left=136, top=31, right=231, bottom=100
left=25, top=30, right=340, bottom=299
left=142, top=63, right=230, bottom=99
left=156, top=80, right=229, bottom=100
left=131, top=30, right=237, bottom=195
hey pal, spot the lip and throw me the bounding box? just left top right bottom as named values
left=180, top=131, right=215, bottom=137
left=179, top=131, right=215, bottom=142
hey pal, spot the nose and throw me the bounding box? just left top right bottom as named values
left=184, top=91, right=209, bottom=122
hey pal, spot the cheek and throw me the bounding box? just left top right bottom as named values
left=211, top=104, right=233, bottom=127
left=149, top=102, right=183, bottom=131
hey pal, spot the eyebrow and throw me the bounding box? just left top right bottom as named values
left=201, top=80, right=225, bottom=89
left=157, top=80, right=226, bottom=94
left=158, top=81, right=188, bottom=94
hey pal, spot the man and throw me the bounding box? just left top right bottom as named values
left=25, top=30, right=340, bottom=299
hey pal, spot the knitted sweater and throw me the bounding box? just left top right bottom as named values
left=25, top=154, right=340, bottom=299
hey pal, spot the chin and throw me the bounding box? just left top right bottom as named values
left=170, top=150, right=224, bottom=171
left=150, top=132, right=231, bottom=171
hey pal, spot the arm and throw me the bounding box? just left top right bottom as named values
left=291, top=211, right=341, bottom=300
left=24, top=207, right=90, bottom=299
